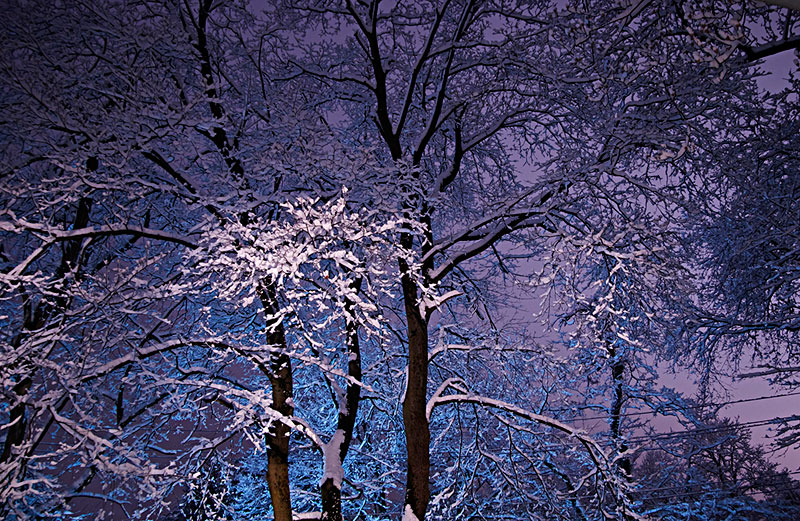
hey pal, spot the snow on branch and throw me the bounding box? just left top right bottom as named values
left=428, top=389, right=649, bottom=521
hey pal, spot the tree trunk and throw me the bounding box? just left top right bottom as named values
left=0, top=377, right=30, bottom=465
left=607, top=342, right=636, bottom=521
left=266, top=352, right=293, bottom=521
left=260, top=281, right=294, bottom=521
left=400, top=266, right=430, bottom=521
left=319, top=281, right=363, bottom=521
left=608, top=344, right=631, bottom=478
left=320, top=478, right=343, bottom=521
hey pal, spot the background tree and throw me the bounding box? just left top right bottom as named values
left=634, top=414, right=800, bottom=520
left=679, top=2, right=800, bottom=443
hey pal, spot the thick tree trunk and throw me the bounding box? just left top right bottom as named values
left=260, top=282, right=294, bottom=521
left=266, top=352, right=293, bottom=521
left=607, top=343, right=636, bottom=521
left=400, top=267, right=430, bottom=521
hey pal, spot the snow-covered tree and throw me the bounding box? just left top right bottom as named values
left=0, top=1, right=404, bottom=518
left=269, top=0, right=788, bottom=518
left=1, top=0, right=792, bottom=519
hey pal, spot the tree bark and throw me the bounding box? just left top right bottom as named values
left=266, top=352, right=293, bottom=521
left=320, top=277, right=362, bottom=521
left=260, top=281, right=294, bottom=521
left=607, top=342, right=636, bottom=521
left=0, top=377, right=31, bottom=465
left=608, top=344, right=631, bottom=478
left=320, top=279, right=363, bottom=521
left=400, top=265, right=430, bottom=521
left=320, top=478, right=343, bottom=521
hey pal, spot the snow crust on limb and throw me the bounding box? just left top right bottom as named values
left=403, top=504, right=421, bottom=521
left=319, top=429, right=347, bottom=488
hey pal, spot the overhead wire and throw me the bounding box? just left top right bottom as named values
left=561, top=389, right=800, bottom=423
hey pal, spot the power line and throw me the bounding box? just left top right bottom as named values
left=567, top=390, right=800, bottom=423
left=642, top=481, right=800, bottom=503
left=633, top=470, right=800, bottom=497
left=626, top=414, right=798, bottom=444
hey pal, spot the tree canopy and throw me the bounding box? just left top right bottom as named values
left=1, top=1, right=799, bottom=520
